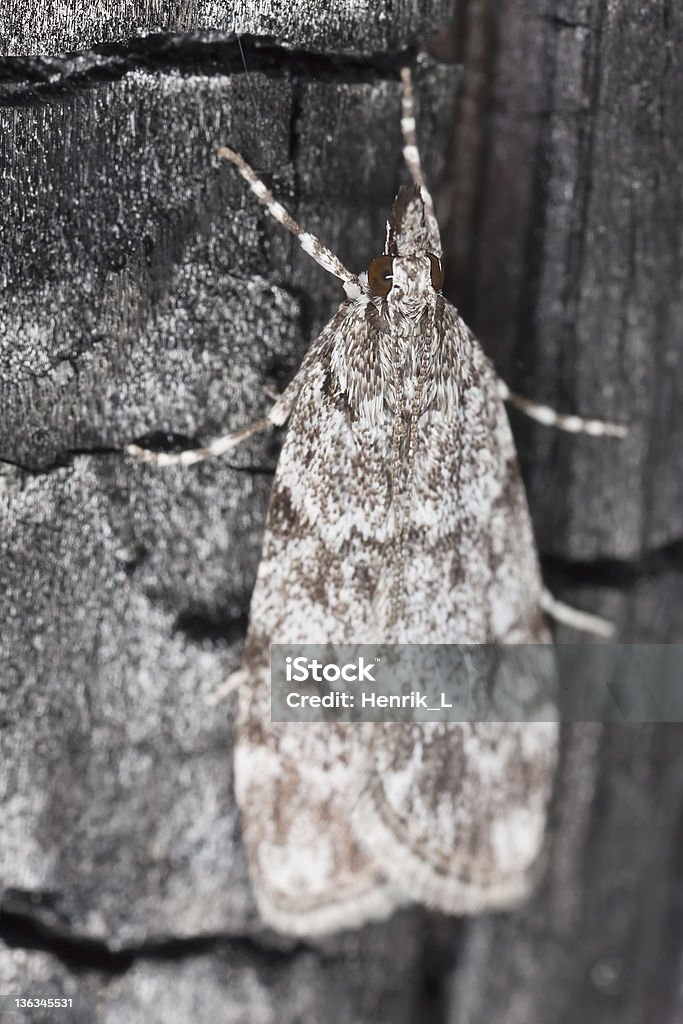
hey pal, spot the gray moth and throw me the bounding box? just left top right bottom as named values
left=129, top=67, right=626, bottom=936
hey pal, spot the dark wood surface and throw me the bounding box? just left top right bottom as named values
left=0, top=0, right=457, bottom=56
left=1, top=2, right=681, bottom=1022
left=444, top=0, right=683, bottom=565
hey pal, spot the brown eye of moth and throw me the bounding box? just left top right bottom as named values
left=368, top=255, right=394, bottom=297
left=428, top=253, right=445, bottom=291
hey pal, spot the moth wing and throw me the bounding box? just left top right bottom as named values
left=354, top=718, right=558, bottom=913
left=235, top=303, right=404, bottom=935
left=353, top=314, right=559, bottom=912
left=235, top=659, right=403, bottom=935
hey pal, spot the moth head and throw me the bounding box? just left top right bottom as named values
left=386, top=184, right=441, bottom=258
left=367, top=252, right=444, bottom=297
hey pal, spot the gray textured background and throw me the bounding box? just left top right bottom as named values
left=0, top=0, right=457, bottom=56
left=1, top=0, right=683, bottom=1021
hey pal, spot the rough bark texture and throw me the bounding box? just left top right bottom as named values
left=0, top=1, right=457, bottom=56
left=444, top=0, right=683, bottom=563
left=1, top=1, right=682, bottom=1022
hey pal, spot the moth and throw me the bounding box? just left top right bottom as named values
left=129, top=68, right=626, bottom=935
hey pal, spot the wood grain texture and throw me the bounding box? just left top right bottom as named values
left=0, top=0, right=457, bottom=57
left=443, top=0, right=683, bottom=563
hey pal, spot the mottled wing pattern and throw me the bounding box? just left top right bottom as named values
left=236, top=299, right=405, bottom=934
left=354, top=300, right=558, bottom=913
left=234, top=659, right=401, bottom=935
left=385, top=301, right=547, bottom=644
left=356, top=720, right=557, bottom=913
left=248, top=300, right=398, bottom=644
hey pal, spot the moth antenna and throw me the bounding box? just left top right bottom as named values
left=218, top=146, right=363, bottom=297
left=399, top=67, right=441, bottom=257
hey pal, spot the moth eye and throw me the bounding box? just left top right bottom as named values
left=427, top=253, right=445, bottom=291
left=368, top=255, right=394, bottom=297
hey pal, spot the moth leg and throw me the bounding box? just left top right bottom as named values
left=398, top=67, right=441, bottom=257
left=218, top=146, right=363, bottom=299
left=498, top=380, right=628, bottom=438
left=126, top=358, right=304, bottom=466
left=204, top=666, right=248, bottom=706
left=126, top=414, right=273, bottom=467
left=541, top=588, right=614, bottom=638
